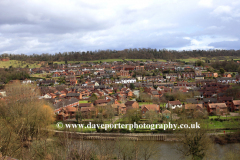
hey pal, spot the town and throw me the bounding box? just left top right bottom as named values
left=1, top=58, right=240, bottom=125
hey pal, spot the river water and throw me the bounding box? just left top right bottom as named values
left=75, top=140, right=240, bottom=160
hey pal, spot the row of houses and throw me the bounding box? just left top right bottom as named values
left=166, top=98, right=240, bottom=115
left=55, top=98, right=163, bottom=121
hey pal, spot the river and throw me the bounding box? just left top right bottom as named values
left=72, top=140, right=240, bottom=160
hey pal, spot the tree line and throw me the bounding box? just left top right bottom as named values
left=210, top=60, right=240, bottom=72
left=0, top=68, right=30, bottom=84
left=1, top=48, right=240, bottom=61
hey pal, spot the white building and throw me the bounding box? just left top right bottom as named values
left=121, top=78, right=136, bottom=84
left=165, top=100, right=182, bottom=109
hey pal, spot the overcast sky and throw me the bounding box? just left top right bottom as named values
left=0, top=0, right=240, bottom=54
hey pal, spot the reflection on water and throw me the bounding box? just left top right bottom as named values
left=74, top=140, right=240, bottom=160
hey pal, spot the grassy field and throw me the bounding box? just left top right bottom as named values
left=1, top=56, right=239, bottom=69
left=47, top=56, right=240, bottom=66
left=208, top=116, right=239, bottom=120
left=0, top=60, right=41, bottom=68
left=30, top=73, right=48, bottom=78
left=176, top=56, right=240, bottom=63
left=79, top=100, right=89, bottom=103
left=177, top=58, right=201, bottom=62
left=206, top=119, right=239, bottom=129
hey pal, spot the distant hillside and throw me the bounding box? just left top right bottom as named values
left=0, top=60, right=41, bottom=68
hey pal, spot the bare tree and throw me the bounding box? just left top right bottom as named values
left=115, top=139, right=138, bottom=160
left=0, top=81, right=55, bottom=159
left=124, top=108, right=141, bottom=125
left=145, top=110, right=159, bottom=124
left=138, top=141, right=160, bottom=160
left=104, top=105, right=115, bottom=124
left=175, top=117, right=214, bottom=160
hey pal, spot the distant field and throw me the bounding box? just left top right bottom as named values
left=0, top=60, right=41, bottom=68
left=177, top=58, right=201, bottom=62
left=177, top=56, right=240, bottom=63
left=1, top=57, right=239, bottom=69
left=30, top=73, right=48, bottom=78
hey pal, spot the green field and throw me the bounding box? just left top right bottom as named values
left=176, top=56, right=240, bottom=63
left=48, top=56, right=240, bottom=65
left=0, top=60, right=41, bottom=68
left=79, top=100, right=89, bottom=103
left=30, top=73, right=48, bottom=78
left=1, top=56, right=240, bottom=69
left=176, top=58, right=201, bottom=62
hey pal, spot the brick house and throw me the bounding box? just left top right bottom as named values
left=94, top=99, right=109, bottom=106
left=56, top=106, right=77, bottom=121
left=69, top=77, right=77, bottom=86
left=112, top=103, right=127, bottom=115
left=75, top=70, right=83, bottom=76
left=150, top=90, right=162, bottom=98
left=125, top=101, right=139, bottom=110
left=203, top=98, right=217, bottom=108
left=232, top=100, right=240, bottom=111
left=127, top=90, right=133, bottom=97
left=135, top=66, right=144, bottom=71
left=117, top=93, right=127, bottom=102
left=66, top=93, right=82, bottom=100
left=80, top=107, right=96, bottom=118
left=141, top=104, right=160, bottom=117
left=79, top=103, right=94, bottom=108
left=184, top=104, right=205, bottom=118
left=184, top=104, right=204, bottom=112
left=223, top=73, right=232, bottom=78
left=120, top=70, right=130, bottom=76
left=145, top=76, right=164, bottom=82
left=203, top=72, right=218, bottom=78
left=207, top=103, right=228, bottom=115
left=218, top=97, right=233, bottom=111
left=53, top=72, right=61, bottom=77
left=182, top=72, right=195, bottom=79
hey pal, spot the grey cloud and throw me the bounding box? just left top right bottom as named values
left=209, top=40, right=240, bottom=49
left=0, top=0, right=240, bottom=54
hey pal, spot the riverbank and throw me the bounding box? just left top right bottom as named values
left=53, top=130, right=240, bottom=144
left=211, top=132, right=240, bottom=144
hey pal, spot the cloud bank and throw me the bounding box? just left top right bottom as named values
left=0, top=0, right=239, bottom=54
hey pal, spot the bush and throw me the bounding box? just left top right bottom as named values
left=120, top=129, right=131, bottom=133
